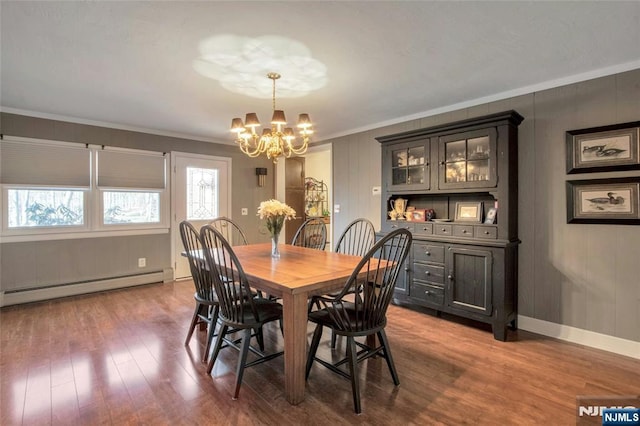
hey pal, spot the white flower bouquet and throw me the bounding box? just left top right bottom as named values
left=257, top=199, right=296, bottom=237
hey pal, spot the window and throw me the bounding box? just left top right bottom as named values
left=7, top=188, right=85, bottom=227
left=103, top=191, right=160, bottom=224
left=96, top=148, right=166, bottom=229
left=1, top=136, right=169, bottom=240
left=186, top=167, right=219, bottom=220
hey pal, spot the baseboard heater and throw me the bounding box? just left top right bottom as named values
left=0, top=269, right=173, bottom=307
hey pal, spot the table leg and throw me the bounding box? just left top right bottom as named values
left=280, top=291, right=308, bottom=405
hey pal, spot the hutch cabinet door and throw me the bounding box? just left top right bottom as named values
left=393, top=254, right=411, bottom=297
left=445, top=245, right=493, bottom=316
left=438, top=128, right=497, bottom=190
left=384, top=139, right=431, bottom=191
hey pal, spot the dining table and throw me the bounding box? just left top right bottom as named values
left=219, top=242, right=367, bottom=405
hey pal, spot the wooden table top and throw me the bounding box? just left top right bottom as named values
left=230, top=243, right=366, bottom=297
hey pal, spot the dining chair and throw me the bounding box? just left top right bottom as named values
left=200, top=225, right=284, bottom=399
left=305, top=228, right=412, bottom=414
left=210, top=215, right=271, bottom=300
left=291, top=217, right=327, bottom=249
left=210, top=216, right=248, bottom=246
left=179, top=220, right=220, bottom=363
left=327, top=217, right=377, bottom=348
left=334, top=218, right=376, bottom=256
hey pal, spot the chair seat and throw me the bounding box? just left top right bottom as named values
left=220, top=298, right=283, bottom=328
left=308, top=302, right=386, bottom=336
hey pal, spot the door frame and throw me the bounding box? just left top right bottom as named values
left=170, top=151, right=232, bottom=280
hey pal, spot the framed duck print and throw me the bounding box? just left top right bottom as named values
left=566, top=121, right=640, bottom=174
left=566, top=177, right=640, bottom=224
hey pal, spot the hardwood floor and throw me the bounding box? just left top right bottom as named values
left=1, top=280, right=638, bottom=425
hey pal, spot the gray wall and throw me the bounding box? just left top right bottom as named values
left=0, top=113, right=275, bottom=292
left=331, top=69, right=640, bottom=343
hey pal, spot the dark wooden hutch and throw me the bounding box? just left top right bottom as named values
left=376, top=111, right=523, bottom=341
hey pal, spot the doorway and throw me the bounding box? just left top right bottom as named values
left=172, top=152, right=231, bottom=279
left=281, top=146, right=333, bottom=249
left=285, top=157, right=305, bottom=244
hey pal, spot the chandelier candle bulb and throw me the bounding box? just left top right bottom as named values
left=231, top=72, right=312, bottom=163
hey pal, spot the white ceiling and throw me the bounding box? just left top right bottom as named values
left=2, top=1, right=640, bottom=144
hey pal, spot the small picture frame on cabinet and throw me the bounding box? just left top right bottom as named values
left=411, top=209, right=426, bottom=221
left=484, top=207, right=497, bottom=224
left=455, top=202, right=483, bottom=223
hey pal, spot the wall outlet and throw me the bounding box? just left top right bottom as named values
left=138, top=257, right=146, bottom=268
left=241, top=208, right=248, bottom=215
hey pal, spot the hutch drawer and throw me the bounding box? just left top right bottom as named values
left=413, top=243, right=445, bottom=263
left=410, top=281, right=444, bottom=306
left=474, top=226, right=498, bottom=239
left=413, top=263, right=445, bottom=285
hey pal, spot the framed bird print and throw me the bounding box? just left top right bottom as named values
left=566, top=177, right=640, bottom=224
left=566, top=121, right=640, bottom=174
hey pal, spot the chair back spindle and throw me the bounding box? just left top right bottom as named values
left=334, top=218, right=376, bottom=257
left=291, top=218, right=327, bottom=249
left=210, top=216, right=249, bottom=246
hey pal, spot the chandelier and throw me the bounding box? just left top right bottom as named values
left=231, top=72, right=313, bottom=162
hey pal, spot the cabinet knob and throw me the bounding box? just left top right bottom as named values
left=448, top=275, right=453, bottom=280
left=462, top=230, right=468, bottom=234
left=441, top=228, right=447, bottom=232
left=425, top=271, right=430, bottom=276
left=484, top=231, right=490, bottom=235
left=425, top=251, right=430, bottom=256
left=404, top=267, right=410, bottom=272
left=425, top=290, right=430, bottom=295
left=439, top=161, right=445, bottom=165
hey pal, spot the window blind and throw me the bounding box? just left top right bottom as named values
left=96, top=149, right=166, bottom=189
left=0, top=139, right=91, bottom=187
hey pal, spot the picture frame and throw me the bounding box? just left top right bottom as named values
left=411, top=209, right=426, bottom=222
left=566, top=121, right=640, bottom=174
left=484, top=207, right=497, bottom=224
left=566, top=177, right=640, bottom=225
left=455, top=202, right=483, bottom=223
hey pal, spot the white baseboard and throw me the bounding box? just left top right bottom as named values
left=518, top=315, right=640, bottom=360
left=0, top=270, right=168, bottom=307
